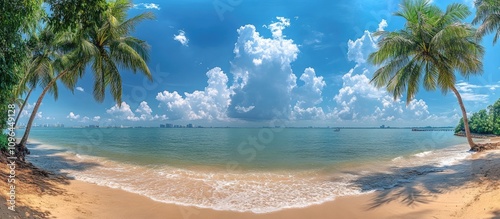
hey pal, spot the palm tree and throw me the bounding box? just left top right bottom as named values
left=13, top=28, right=60, bottom=129
left=473, top=0, right=500, bottom=44
left=369, top=0, right=484, bottom=150
left=17, top=0, right=154, bottom=160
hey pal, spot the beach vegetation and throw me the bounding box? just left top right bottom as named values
left=0, top=134, right=8, bottom=152
left=369, top=0, right=484, bottom=150
left=13, top=26, right=62, bottom=129
left=14, top=0, right=154, bottom=161
left=455, top=99, right=500, bottom=136
left=0, top=0, right=43, bottom=130
left=473, top=0, right=500, bottom=44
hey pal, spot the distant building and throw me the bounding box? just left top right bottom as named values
left=166, top=123, right=173, bottom=128
left=160, top=124, right=166, bottom=128
left=187, top=123, right=193, bottom=128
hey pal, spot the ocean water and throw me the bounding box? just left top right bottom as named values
left=19, top=127, right=473, bottom=213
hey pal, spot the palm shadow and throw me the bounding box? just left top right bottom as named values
left=26, top=142, right=101, bottom=177
left=0, top=142, right=102, bottom=218
left=343, top=152, right=500, bottom=211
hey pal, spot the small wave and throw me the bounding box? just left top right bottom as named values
left=413, top=151, right=433, bottom=157
left=391, top=156, right=403, bottom=162
left=25, top=141, right=473, bottom=213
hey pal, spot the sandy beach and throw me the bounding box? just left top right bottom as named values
left=1, top=139, right=499, bottom=219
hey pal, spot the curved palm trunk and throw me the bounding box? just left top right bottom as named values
left=17, top=71, right=68, bottom=161
left=13, top=87, right=34, bottom=129
left=450, top=86, right=476, bottom=149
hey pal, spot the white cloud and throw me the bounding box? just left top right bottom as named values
left=347, top=31, right=378, bottom=64
left=377, top=19, right=388, bottom=31
left=331, top=20, right=437, bottom=124
left=93, top=116, right=101, bottom=122
left=76, top=87, right=84, bottom=92
left=67, top=112, right=80, bottom=120
left=173, top=30, right=189, bottom=46
left=19, top=102, right=35, bottom=118
left=460, top=93, right=489, bottom=102
left=264, top=17, right=291, bottom=38
left=106, top=102, right=140, bottom=121
left=455, top=81, right=495, bottom=102
left=156, top=67, right=231, bottom=121
left=291, top=68, right=327, bottom=120
left=229, top=17, right=299, bottom=120
left=80, top=116, right=90, bottom=123
left=132, top=3, right=160, bottom=10
left=36, top=112, right=43, bottom=119
left=134, top=101, right=166, bottom=121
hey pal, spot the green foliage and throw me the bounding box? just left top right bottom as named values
left=369, top=0, right=484, bottom=102
left=455, top=118, right=464, bottom=133
left=0, top=0, right=43, bottom=129
left=46, top=0, right=108, bottom=33
left=58, top=0, right=154, bottom=105
left=473, top=0, right=500, bottom=44
left=0, top=133, right=8, bottom=152
left=456, top=99, right=500, bottom=135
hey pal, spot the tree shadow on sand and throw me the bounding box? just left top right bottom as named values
left=492, top=210, right=500, bottom=219
left=1, top=142, right=102, bottom=218
left=342, top=152, right=500, bottom=211
left=26, top=142, right=101, bottom=177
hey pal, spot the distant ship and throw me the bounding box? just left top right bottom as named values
left=333, top=128, right=340, bottom=132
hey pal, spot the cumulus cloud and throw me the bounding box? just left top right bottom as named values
left=377, top=19, right=388, bottom=31
left=135, top=101, right=167, bottom=121
left=76, top=87, right=84, bottom=92
left=291, top=68, right=327, bottom=120
left=149, top=18, right=456, bottom=125
left=93, top=116, right=101, bottom=122
left=156, top=67, right=231, bottom=121
left=228, top=17, right=299, bottom=120
left=174, top=30, right=189, bottom=46
left=67, top=112, right=80, bottom=120
left=132, top=3, right=160, bottom=10
left=20, top=102, right=35, bottom=118
left=80, top=116, right=90, bottom=123
left=331, top=20, right=436, bottom=124
left=106, top=102, right=140, bottom=121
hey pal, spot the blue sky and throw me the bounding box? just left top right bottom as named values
left=19, top=0, right=500, bottom=127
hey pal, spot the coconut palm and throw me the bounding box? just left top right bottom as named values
left=369, top=0, right=484, bottom=150
left=17, top=0, right=154, bottom=160
left=13, top=28, right=60, bottom=129
left=473, top=0, right=500, bottom=44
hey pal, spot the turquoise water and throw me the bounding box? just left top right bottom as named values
left=19, top=127, right=472, bottom=213
left=20, top=127, right=464, bottom=169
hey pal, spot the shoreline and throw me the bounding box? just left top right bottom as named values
left=1, top=139, right=499, bottom=218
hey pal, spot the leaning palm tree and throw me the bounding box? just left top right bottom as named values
left=473, top=0, right=500, bottom=44
left=17, top=0, right=154, bottom=160
left=369, top=0, right=484, bottom=150
left=13, top=28, right=60, bottom=129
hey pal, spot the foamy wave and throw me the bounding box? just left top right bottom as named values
left=27, top=144, right=365, bottom=213
left=26, top=141, right=473, bottom=213
left=70, top=164, right=366, bottom=213
left=413, top=151, right=433, bottom=157
left=391, top=156, right=403, bottom=162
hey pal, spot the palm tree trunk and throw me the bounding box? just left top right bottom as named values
left=450, top=86, right=476, bottom=149
left=17, top=70, right=68, bottom=161
left=13, top=87, right=34, bottom=129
